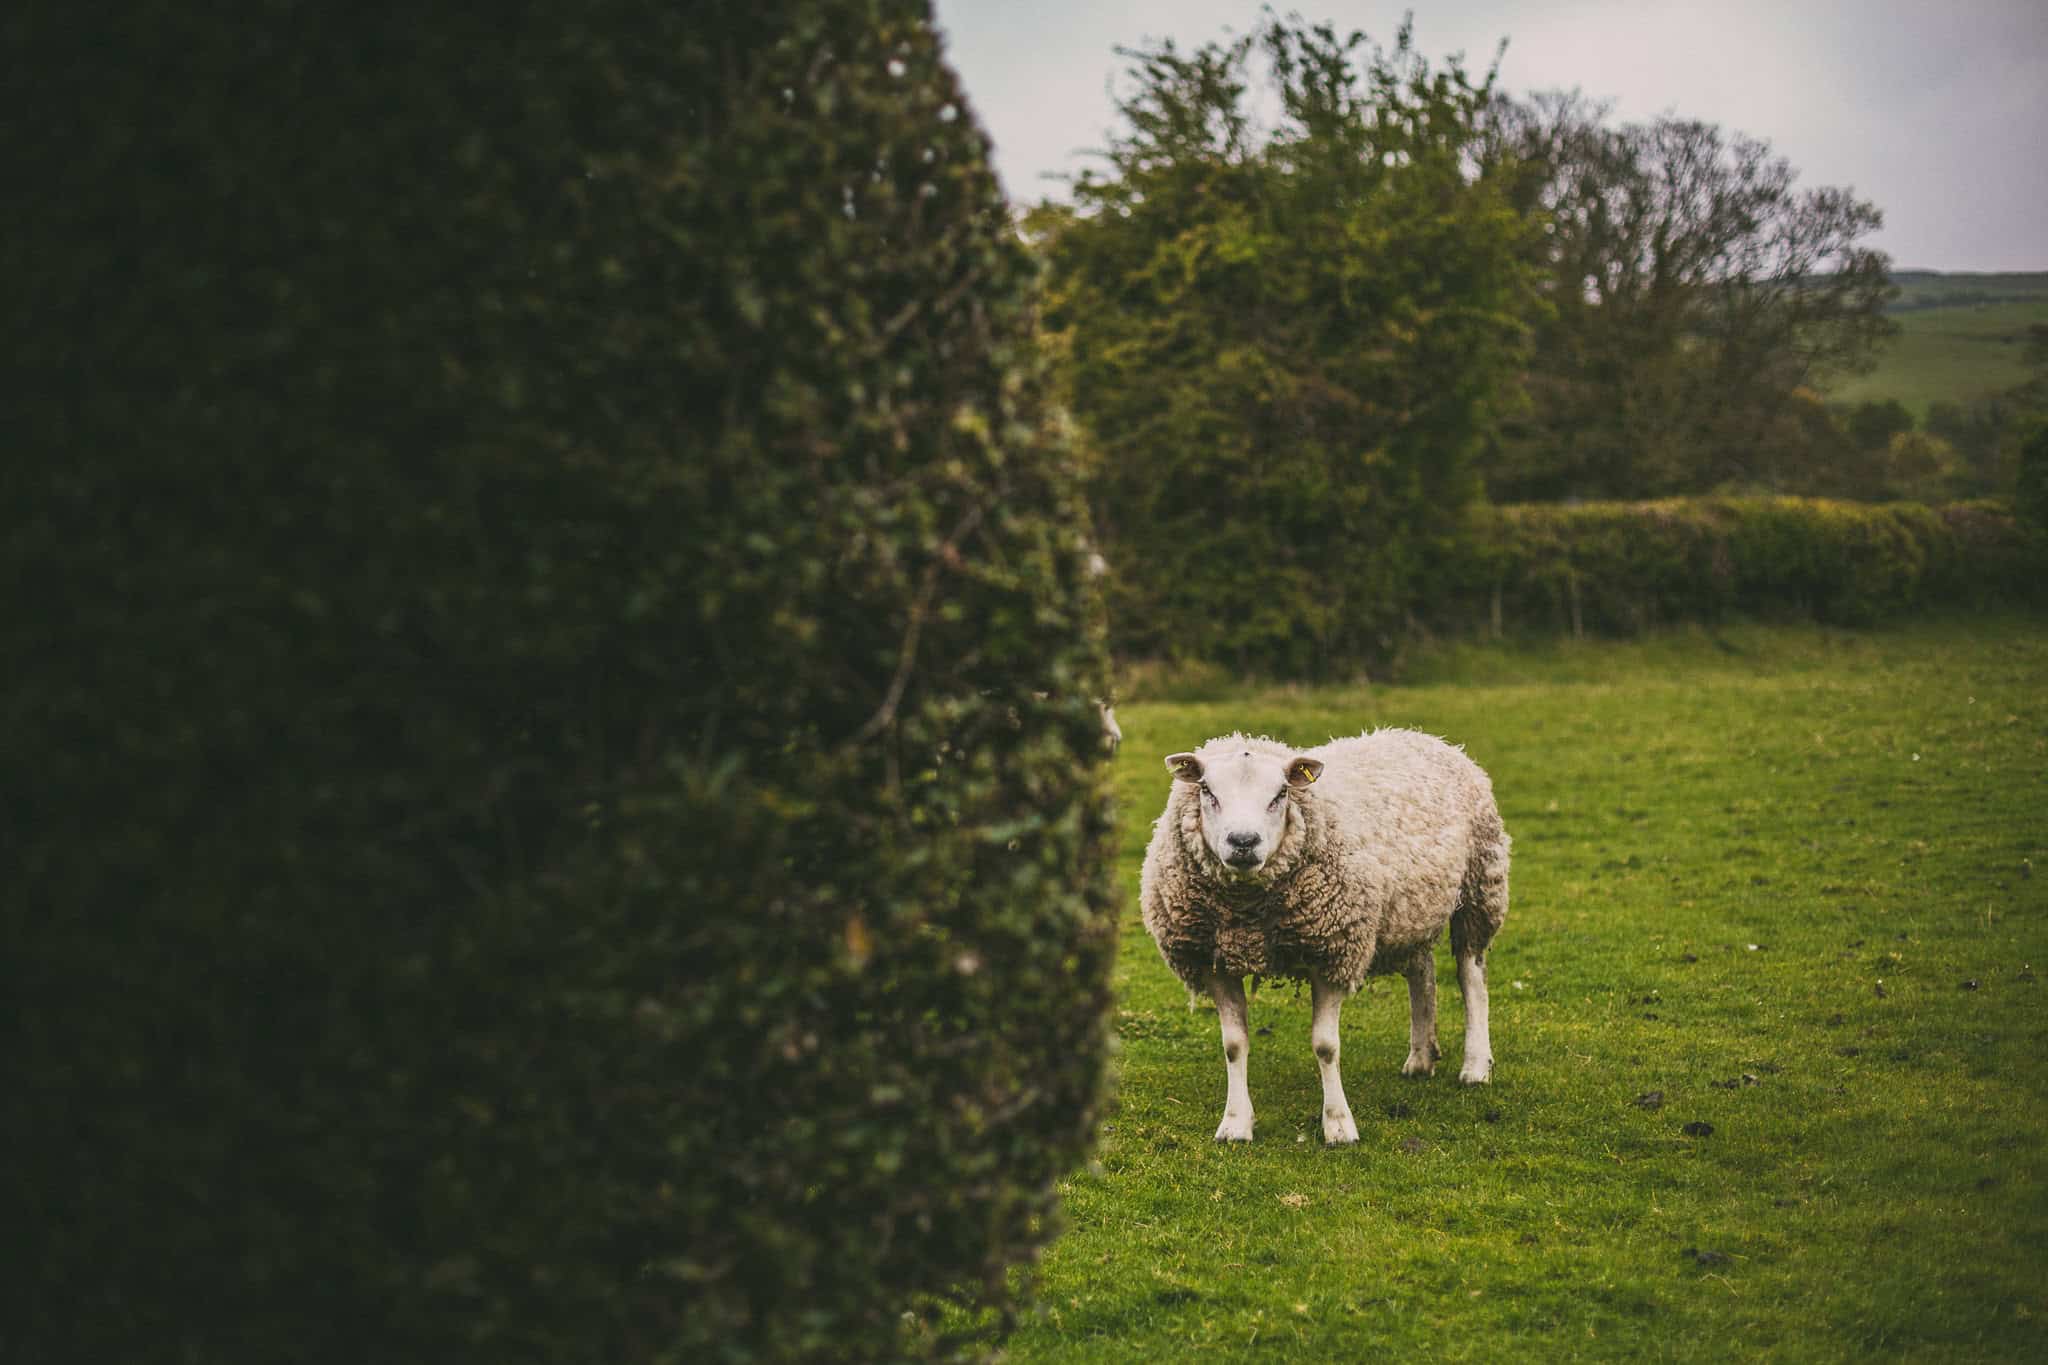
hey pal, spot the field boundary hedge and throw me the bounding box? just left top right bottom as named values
left=1440, top=497, right=2044, bottom=638
left=9, top=3, right=1117, bottom=1361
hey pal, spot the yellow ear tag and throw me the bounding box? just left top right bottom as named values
left=1296, top=763, right=1317, bottom=784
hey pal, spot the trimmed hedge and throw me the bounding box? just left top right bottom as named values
left=7, top=3, right=1115, bottom=1362
left=1449, top=497, right=2044, bottom=638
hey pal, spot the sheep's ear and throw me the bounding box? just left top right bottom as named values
left=1165, top=752, right=1204, bottom=784
left=1285, top=756, right=1324, bottom=788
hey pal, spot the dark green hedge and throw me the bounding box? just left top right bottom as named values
left=6, top=3, right=1115, bottom=1362
left=1448, top=497, right=2043, bottom=637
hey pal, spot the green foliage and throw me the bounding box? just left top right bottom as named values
left=1724, top=387, right=1865, bottom=500
left=1882, top=430, right=1963, bottom=503
left=1846, top=398, right=1915, bottom=451
left=2027, top=322, right=2048, bottom=369
left=6, top=3, right=1115, bottom=1361
left=1447, top=497, right=2041, bottom=638
left=993, top=616, right=2048, bottom=1361
left=1037, top=14, right=1539, bottom=673
left=1924, top=397, right=2012, bottom=489
left=2018, top=423, right=2048, bottom=530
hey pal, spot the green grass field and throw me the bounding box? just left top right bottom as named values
left=1823, top=272, right=2048, bottom=419
left=1000, top=615, right=2048, bottom=1361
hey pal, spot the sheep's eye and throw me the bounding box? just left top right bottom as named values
left=1268, top=789, right=1288, bottom=810
left=1199, top=784, right=1217, bottom=807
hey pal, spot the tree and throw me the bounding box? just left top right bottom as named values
left=1924, top=398, right=2009, bottom=494
left=1884, top=430, right=1963, bottom=502
left=1038, top=14, right=1538, bottom=671
left=1847, top=398, right=1916, bottom=452
left=2017, top=422, right=2048, bottom=530
left=1748, top=387, right=1865, bottom=497
left=1481, top=93, right=1897, bottom=499
left=2026, top=323, right=2048, bottom=370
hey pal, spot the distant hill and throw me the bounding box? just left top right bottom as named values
left=1822, top=270, right=2048, bottom=417
left=1885, top=270, right=2048, bottom=312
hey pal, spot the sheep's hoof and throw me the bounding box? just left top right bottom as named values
left=1459, top=1061, right=1493, bottom=1085
left=1322, top=1108, right=1359, bottom=1145
left=1214, top=1114, right=1255, bottom=1142
left=1400, top=1052, right=1436, bottom=1078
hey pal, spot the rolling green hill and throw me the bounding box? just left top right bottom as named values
left=1822, top=270, right=2048, bottom=418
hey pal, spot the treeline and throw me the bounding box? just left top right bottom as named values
left=1824, top=342, right=2048, bottom=502
left=1030, top=14, right=2048, bottom=671
left=1887, top=271, right=2048, bottom=311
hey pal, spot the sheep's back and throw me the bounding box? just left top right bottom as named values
left=1302, top=729, right=1498, bottom=956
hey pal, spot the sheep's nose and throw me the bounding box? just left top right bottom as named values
left=1226, top=831, right=1261, bottom=851
left=1224, top=831, right=1262, bottom=865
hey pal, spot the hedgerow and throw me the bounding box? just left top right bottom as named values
left=1448, top=497, right=2042, bottom=639
left=6, top=3, right=1115, bottom=1361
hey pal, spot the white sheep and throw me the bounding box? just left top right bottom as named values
left=1140, top=730, right=1510, bottom=1144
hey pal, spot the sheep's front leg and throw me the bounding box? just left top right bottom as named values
left=1209, top=974, right=1255, bottom=1141
left=1310, top=975, right=1359, bottom=1145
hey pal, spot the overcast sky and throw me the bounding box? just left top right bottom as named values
left=930, top=0, right=2047, bottom=273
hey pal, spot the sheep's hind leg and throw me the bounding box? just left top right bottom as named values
left=1453, top=844, right=1506, bottom=1085
left=1310, top=974, right=1359, bottom=1145
left=1455, top=948, right=1493, bottom=1084
left=1400, top=952, right=1441, bottom=1078
left=1209, top=974, right=1255, bottom=1141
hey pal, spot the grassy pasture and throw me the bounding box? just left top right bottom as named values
left=1000, top=615, right=2047, bottom=1361
left=1824, top=273, right=2048, bottom=418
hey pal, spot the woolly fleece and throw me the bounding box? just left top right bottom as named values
left=1140, top=729, right=1509, bottom=991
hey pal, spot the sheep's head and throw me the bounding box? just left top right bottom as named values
left=1165, top=747, right=1323, bottom=878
